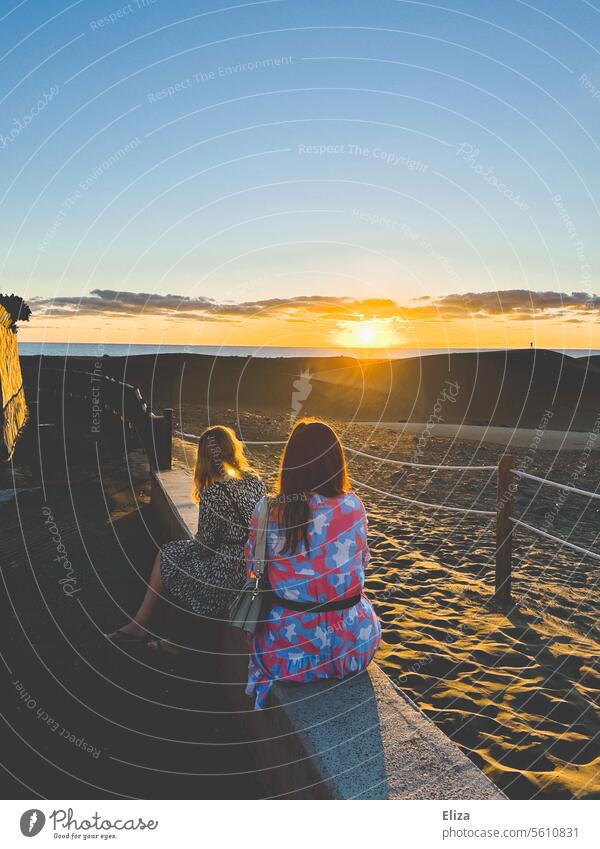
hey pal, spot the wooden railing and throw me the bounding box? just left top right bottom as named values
left=38, top=367, right=173, bottom=471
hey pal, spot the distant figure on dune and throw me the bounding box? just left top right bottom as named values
left=245, top=418, right=381, bottom=709
left=106, top=426, right=265, bottom=653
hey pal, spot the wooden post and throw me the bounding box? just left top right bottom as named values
left=495, top=453, right=514, bottom=608
left=157, top=407, right=173, bottom=471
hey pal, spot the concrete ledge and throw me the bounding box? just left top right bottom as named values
left=151, top=468, right=505, bottom=800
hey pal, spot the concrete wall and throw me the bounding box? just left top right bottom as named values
left=151, top=468, right=505, bottom=800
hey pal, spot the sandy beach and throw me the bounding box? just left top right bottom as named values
left=172, top=408, right=600, bottom=800
left=17, top=352, right=600, bottom=799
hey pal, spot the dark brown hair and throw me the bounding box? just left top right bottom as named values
left=273, top=418, right=349, bottom=553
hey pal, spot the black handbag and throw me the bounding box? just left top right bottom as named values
left=228, top=497, right=271, bottom=635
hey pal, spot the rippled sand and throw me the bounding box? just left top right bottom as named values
left=174, top=409, right=600, bottom=800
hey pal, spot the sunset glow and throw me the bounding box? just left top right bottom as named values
left=20, top=297, right=600, bottom=351
left=335, top=318, right=405, bottom=348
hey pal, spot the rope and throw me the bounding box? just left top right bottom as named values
left=243, top=440, right=287, bottom=445
left=175, top=431, right=287, bottom=445
left=350, top=477, right=496, bottom=516
left=510, top=517, right=600, bottom=562
left=344, top=444, right=497, bottom=471
left=174, top=431, right=498, bottom=472
left=512, top=469, right=600, bottom=501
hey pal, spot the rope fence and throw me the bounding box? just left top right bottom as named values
left=143, top=424, right=600, bottom=607
left=36, top=369, right=600, bottom=609
left=509, top=518, right=600, bottom=563
left=343, top=444, right=498, bottom=472
left=176, top=429, right=497, bottom=472
left=347, top=477, right=496, bottom=516
left=513, top=469, right=600, bottom=501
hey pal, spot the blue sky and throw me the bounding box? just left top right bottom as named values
left=2, top=0, right=600, bottom=345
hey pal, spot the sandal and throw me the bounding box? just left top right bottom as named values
left=104, top=624, right=148, bottom=643
left=146, top=638, right=179, bottom=657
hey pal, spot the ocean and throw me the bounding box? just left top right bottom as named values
left=17, top=343, right=600, bottom=359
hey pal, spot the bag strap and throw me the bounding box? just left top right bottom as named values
left=253, top=497, right=271, bottom=578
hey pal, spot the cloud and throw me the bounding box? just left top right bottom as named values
left=414, top=289, right=599, bottom=317
left=31, top=288, right=599, bottom=324
left=35, top=290, right=219, bottom=317
left=32, top=289, right=401, bottom=321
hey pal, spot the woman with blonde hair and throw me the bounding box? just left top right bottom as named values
left=244, top=418, right=380, bottom=707
left=106, top=425, right=265, bottom=651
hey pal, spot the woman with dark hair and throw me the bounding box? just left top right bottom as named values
left=106, top=425, right=264, bottom=652
left=244, top=418, right=381, bottom=708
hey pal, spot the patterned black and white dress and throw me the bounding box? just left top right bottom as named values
left=160, top=473, right=265, bottom=618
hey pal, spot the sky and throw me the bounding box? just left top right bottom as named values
left=2, top=0, right=600, bottom=350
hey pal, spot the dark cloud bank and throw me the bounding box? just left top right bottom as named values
left=32, top=288, right=599, bottom=323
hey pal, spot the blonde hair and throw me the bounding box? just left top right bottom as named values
left=192, top=425, right=252, bottom=503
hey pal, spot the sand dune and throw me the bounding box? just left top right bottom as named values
left=22, top=347, right=600, bottom=432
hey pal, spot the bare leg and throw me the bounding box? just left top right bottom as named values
left=106, top=550, right=164, bottom=640
left=132, top=549, right=165, bottom=626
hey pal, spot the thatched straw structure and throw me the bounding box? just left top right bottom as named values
left=0, top=303, right=28, bottom=461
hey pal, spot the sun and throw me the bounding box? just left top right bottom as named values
left=335, top=317, right=403, bottom=349
left=356, top=324, right=377, bottom=345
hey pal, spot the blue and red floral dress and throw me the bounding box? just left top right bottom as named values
left=244, top=492, right=381, bottom=709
